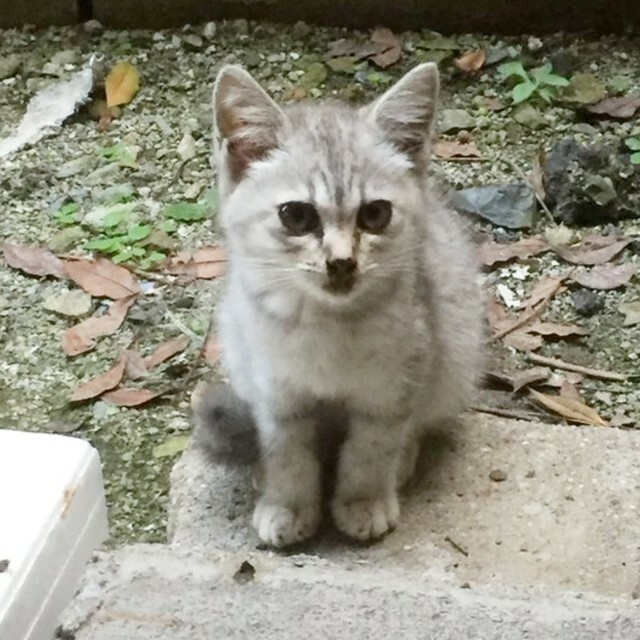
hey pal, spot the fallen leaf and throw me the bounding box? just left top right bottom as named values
left=43, top=290, right=92, bottom=317
left=486, top=295, right=510, bottom=333
left=327, top=38, right=380, bottom=60
left=203, top=335, right=221, bottom=365
left=529, top=389, right=608, bottom=426
left=102, top=387, right=161, bottom=407
left=571, top=263, right=635, bottom=290
left=62, top=294, right=137, bottom=356
left=145, top=335, right=190, bottom=369
left=618, top=300, right=640, bottom=326
left=552, top=235, right=631, bottom=266
left=479, top=236, right=548, bottom=267
left=586, top=96, right=640, bottom=119
left=519, top=273, right=569, bottom=310
left=455, top=49, right=486, bottom=72
left=105, top=61, right=140, bottom=108
left=433, top=139, right=481, bottom=160
left=165, top=246, right=227, bottom=279
left=561, top=73, right=606, bottom=105
left=3, top=243, right=66, bottom=278
left=370, top=27, right=402, bottom=69
left=512, top=367, right=551, bottom=392
left=530, top=149, right=546, bottom=202
left=69, top=357, right=126, bottom=402
left=525, top=321, right=589, bottom=337
left=64, top=256, right=141, bottom=299
left=503, top=330, right=543, bottom=352
left=559, top=380, right=582, bottom=401
left=122, top=349, right=148, bottom=380
left=152, top=434, right=190, bottom=458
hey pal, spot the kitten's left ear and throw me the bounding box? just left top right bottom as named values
left=363, top=63, right=439, bottom=162
left=213, top=65, right=286, bottom=183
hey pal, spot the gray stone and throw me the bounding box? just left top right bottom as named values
left=439, top=109, right=476, bottom=133
left=452, top=182, right=537, bottom=229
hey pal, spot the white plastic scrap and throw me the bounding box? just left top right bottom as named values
left=0, top=56, right=97, bottom=159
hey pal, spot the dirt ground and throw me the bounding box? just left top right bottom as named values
left=0, top=21, right=639, bottom=544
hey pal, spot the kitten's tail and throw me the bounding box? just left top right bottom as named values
left=192, top=382, right=259, bottom=464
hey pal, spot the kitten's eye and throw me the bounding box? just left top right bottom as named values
left=357, top=200, right=392, bottom=234
left=277, top=201, right=321, bottom=235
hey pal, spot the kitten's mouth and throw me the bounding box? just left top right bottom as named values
left=323, top=273, right=357, bottom=294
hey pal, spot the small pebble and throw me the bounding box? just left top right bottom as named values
left=489, top=468, right=507, bottom=482
left=83, top=19, right=103, bottom=34
left=571, top=289, right=604, bottom=317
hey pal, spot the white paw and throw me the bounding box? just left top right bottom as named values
left=252, top=499, right=320, bottom=547
left=331, top=494, right=400, bottom=541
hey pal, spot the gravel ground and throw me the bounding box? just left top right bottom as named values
left=1, top=21, right=639, bottom=544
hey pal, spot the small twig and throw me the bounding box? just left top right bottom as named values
left=132, top=269, right=176, bottom=285
left=501, top=156, right=554, bottom=224
left=164, top=308, right=203, bottom=344
left=444, top=535, right=469, bottom=557
left=525, top=353, right=627, bottom=382
left=469, top=405, right=544, bottom=421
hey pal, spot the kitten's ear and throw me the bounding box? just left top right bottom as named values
left=364, top=63, right=439, bottom=163
left=213, top=65, right=286, bottom=183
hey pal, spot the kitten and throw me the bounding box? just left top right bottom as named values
left=194, top=62, right=484, bottom=548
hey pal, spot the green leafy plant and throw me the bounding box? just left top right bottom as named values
left=625, top=137, right=640, bottom=164
left=53, top=201, right=81, bottom=226
left=497, top=61, right=569, bottom=105
left=97, top=142, right=139, bottom=168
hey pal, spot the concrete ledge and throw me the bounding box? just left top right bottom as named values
left=91, top=0, right=640, bottom=33
left=0, top=1, right=77, bottom=28
left=169, top=414, right=640, bottom=600
left=63, top=544, right=640, bottom=639
left=1, top=0, right=639, bottom=32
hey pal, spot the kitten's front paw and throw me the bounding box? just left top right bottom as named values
left=252, top=498, right=320, bottom=547
left=331, top=494, right=400, bottom=541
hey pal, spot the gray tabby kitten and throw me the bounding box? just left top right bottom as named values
left=196, top=62, right=483, bottom=548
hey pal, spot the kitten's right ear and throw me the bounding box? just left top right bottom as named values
left=213, top=65, right=286, bottom=183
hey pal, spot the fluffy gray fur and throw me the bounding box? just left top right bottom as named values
left=196, top=62, right=484, bottom=547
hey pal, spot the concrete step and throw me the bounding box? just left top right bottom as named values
left=61, top=544, right=639, bottom=639
left=60, top=415, right=640, bottom=638
left=168, top=414, right=640, bottom=601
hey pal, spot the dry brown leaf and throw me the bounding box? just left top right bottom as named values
left=552, top=235, right=631, bottom=266
left=327, top=38, right=380, bottom=60
left=433, top=139, right=481, bottom=160
left=586, top=96, right=640, bottom=119
left=529, top=389, right=608, bottom=426
left=105, top=61, right=140, bottom=108
left=145, top=335, right=190, bottom=370
left=101, top=387, right=161, bottom=407
left=571, top=263, right=635, bottom=290
left=503, top=330, right=543, bottom=352
left=479, top=236, right=548, bottom=268
left=520, top=273, right=569, bottom=309
left=3, top=243, right=67, bottom=279
left=526, top=321, right=588, bottom=338
left=454, top=49, right=486, bottom=72
left=486, top=295, right=510, bottom=333
left=64, top=256, right=141, bottom=299
left=370, top=27, right=402, bottom=69
left=166, top=246, right=227, bottom=279
left=62, top=294, right=137, bottom=356
left=69, top=357, right=126, bottom=402
left=122, top=349, right=148, bottom=380
left=203, top=335, right=221, bottom=365
left=530, top=149, right=546, bottom=202
left=511, top=367, right=551, bottom=392
left=559, top=380, right=582, bottom=401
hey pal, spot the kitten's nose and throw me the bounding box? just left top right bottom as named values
left=326, top=258, right=357, bottom=279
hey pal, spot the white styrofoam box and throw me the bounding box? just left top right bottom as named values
left=0, top=430, right=108, bottom=640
